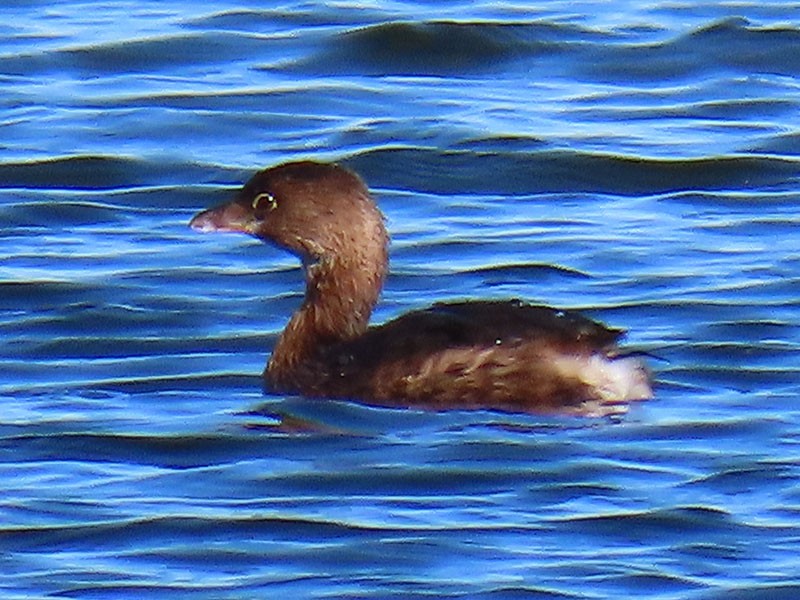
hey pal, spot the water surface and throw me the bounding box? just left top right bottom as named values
left=2, top=2, right=800, bottom=598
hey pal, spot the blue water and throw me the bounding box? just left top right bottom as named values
left=2, top=2, right=799, bottom=598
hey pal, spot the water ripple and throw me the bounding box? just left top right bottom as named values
left=2, top=1, right=800, bottom=598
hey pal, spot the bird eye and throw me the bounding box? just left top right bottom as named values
left=252, top=192, right=277, bottom=212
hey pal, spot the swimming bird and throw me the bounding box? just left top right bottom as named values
left=190, top=161, right=652, bottom=417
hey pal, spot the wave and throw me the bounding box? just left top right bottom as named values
left=345, top=147, right=800, bottom=195
left=6, top=17, right=797, bottom=81
left=293, top=18, right=800, bottom=79
left=0, top=155, right=233, bottom=192
left=2, top=148, right=797, bottom=201
left=0, top=31, right=284, bottom=76
left=292, top=20, right=603, bottom=76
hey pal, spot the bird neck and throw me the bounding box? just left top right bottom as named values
left=267, top=246, right=387, bottom=387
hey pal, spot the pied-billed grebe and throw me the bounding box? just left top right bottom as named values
left=190, top=161, right=652, bottom=417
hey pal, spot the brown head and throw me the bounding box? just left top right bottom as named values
left=190, top=161, right=388, bottom=266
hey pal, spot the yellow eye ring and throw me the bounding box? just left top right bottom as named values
left=252, top=192, right=277, bottom=212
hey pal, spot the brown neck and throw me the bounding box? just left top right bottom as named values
left=267, top=247, right=387, bottom=387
